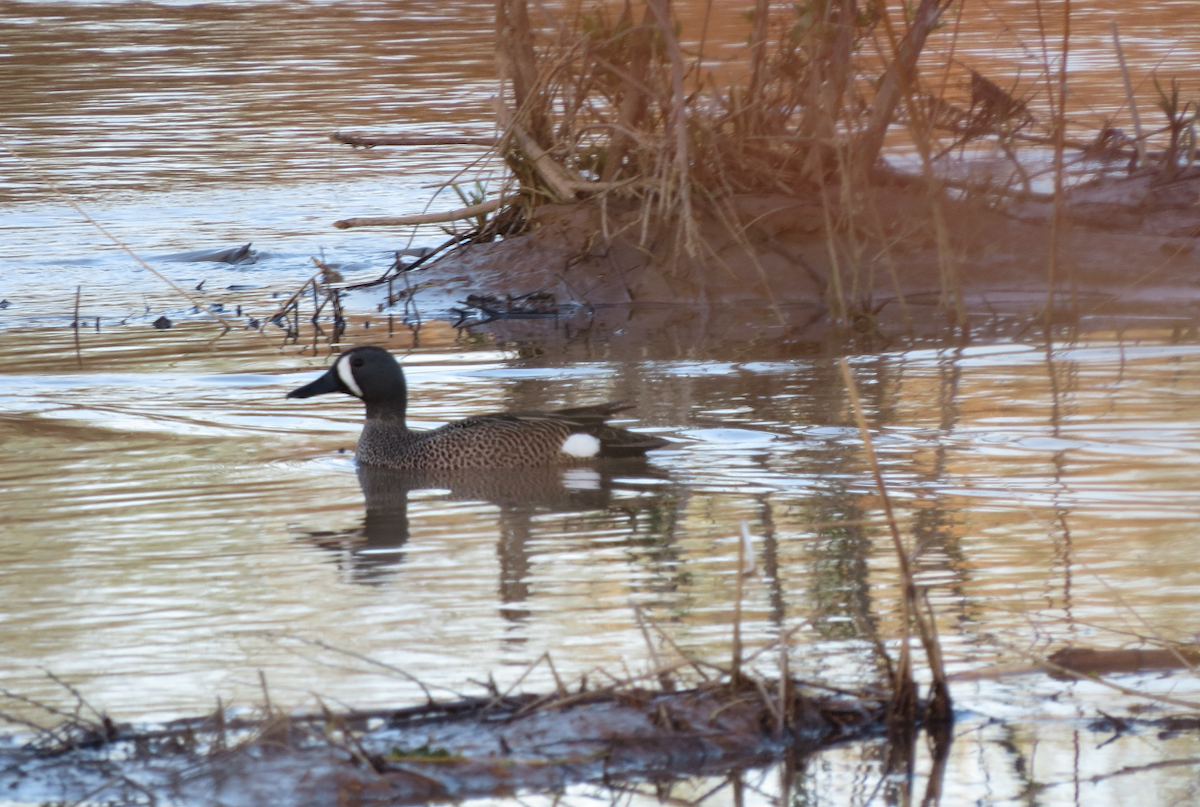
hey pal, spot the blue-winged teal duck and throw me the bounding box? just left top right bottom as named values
left=286, top=346, right=669, bottom=470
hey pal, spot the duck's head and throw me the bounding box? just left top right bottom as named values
left=286, top=346, right=407, bottom=418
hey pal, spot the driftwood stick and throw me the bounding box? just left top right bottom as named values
left=333, top=195, right=522, bottom=230
left=331, top=132, right=499, bottom=148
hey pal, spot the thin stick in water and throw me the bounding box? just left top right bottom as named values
left=633, top=604, right=673, bottom=691
left=72, top=285, right=82, bottom=369
left=838, top=358, right=951, bottom=726
left=777, top=627, right=791, bottom=735
left=258, top=669, right=272, bottom=717
left=1, top=140, right=234, bottom=331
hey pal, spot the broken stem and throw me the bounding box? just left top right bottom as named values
left=334, top=195, right=522, bottom=230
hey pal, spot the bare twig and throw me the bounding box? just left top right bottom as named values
left=633, top=604, right=674, bottom=691
left=334, top=195, right=522, bottom=230
left=41, top=670, right=107, bottom=726
left=264, top=633, right=448, bottom=703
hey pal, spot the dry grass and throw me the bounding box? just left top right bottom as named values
left=482, top=0, right=1013, bottom=327
left=495, top=1, right=885, bottom=249
left=460, top=2, right=1195, bottom=326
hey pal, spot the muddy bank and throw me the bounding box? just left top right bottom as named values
left=397, top=172, right=1200, bottom=334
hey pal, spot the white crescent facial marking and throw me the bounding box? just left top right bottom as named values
left=560, top=433, right=601, bottom=459
left=336, top=354, right=364, bottom=398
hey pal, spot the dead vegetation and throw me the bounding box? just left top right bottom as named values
left=0, top=637, right=895, bottom=806
left=329, top=0, right=1200, bottom=337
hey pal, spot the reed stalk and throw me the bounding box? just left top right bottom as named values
left=72, top=285, right=82, bottom=370
left=730, top=523, right=747, bottom=688
left=838, top=358, right=951, bottom=731
left=1043, top=0, right=1073, bottom=333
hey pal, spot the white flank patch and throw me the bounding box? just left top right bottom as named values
left=336, top=355, right=364, bottom=398
left=562, top=468, right=601, bottom=490
left=560, top=432, right=601, bottom=458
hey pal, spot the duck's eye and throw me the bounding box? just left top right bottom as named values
left=352, top=358, right=365, bottom=368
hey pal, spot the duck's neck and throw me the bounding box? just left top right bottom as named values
left=357, top=406, right=422, bottom=467
left=364, top=398, right=408, bottom=426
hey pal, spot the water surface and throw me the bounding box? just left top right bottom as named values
left=4, top=1, right=1200, bottom=805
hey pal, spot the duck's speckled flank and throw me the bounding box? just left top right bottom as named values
left=359, top=415, right=578, bottom=470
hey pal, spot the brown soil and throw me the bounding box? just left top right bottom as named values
left=414, top=170, right=1200, bottom=319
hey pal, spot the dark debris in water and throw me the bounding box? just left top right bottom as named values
left=451, top=292, right=569, bottom=327
left=1086, top=712, right=1200, bottom=741
left=152, top=316, right=172, bottom=329
left=1047, top=646, right=1200, bottom=680
left=159, top=243, right=258, bottom=266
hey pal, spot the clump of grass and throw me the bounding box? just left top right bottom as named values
left=487, top=0, right=963, bottom=324
left=496, top=2, right=882, bottom=230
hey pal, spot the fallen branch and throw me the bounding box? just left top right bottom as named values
left=854, top=0, right=954, bottom=177
left=507, top=120, right=597, bottom=200
left=333, top=194, right=522, bottom=229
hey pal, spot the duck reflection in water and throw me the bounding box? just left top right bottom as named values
left=297, top=460, right=676, bottom=616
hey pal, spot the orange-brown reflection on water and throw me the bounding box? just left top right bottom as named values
left=4, top=1, right=1200, bottom=803
left=0, top=0, right=497, bottom=200
left=4, top=0, right=1196, bottom=207
left=911, top=0, right=1200, bottom=157
left=4, top=323, right=1200, bottom=716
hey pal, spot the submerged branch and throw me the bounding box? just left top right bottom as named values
left=331, top=132, right=499, bottom=148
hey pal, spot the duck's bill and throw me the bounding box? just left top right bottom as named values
left=286, top=369, right=342, bottom=399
